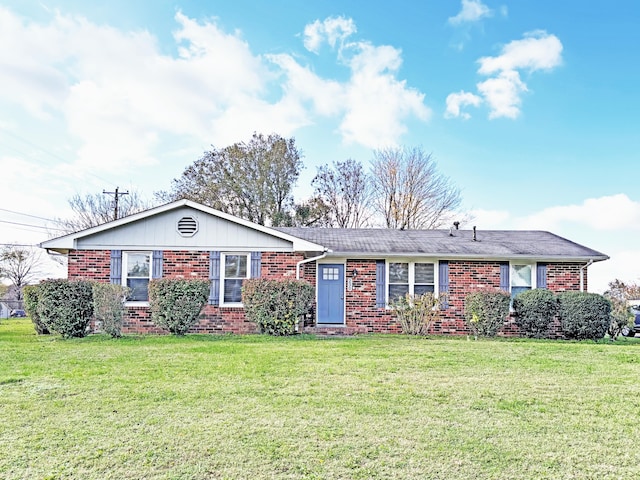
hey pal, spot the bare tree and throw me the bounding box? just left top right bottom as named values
left=0, top=246, right=44, bottom=301
left=55, top=190, right=151, bottom=234
left=311, top=159, right=372, bottom=228
left=370, top=147, right=462, bottom=230
left=161, top=133, right=303, bottom=226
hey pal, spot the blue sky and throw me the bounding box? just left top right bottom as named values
left=0, top=0, right=638, bottom=292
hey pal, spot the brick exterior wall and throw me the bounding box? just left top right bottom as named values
left=68, top=250, right=306, bottom=335
left=68, top=250, right=587, bottom=337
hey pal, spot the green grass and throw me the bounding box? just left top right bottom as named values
left=2, top=318, right=640, bottom=479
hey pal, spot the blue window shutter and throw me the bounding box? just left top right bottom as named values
left=536, top=263, right=547, bottom=289
left=376, top=260, right=386, bottom=308
left=439, top=260, right=449, bottom=309
left=110, top=250, right=122, bottom=285
left=152, top=250, right=163, bottom=279
left=251, top=251, right=262, bottom=278
left=209, top=251, right=221, bottom=306
left=499, top=262, right=510, bottom=292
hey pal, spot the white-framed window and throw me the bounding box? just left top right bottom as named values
left=221, top=253, right=250, bottom=305
left=123, top=251, right=152, bottom=302
left=510, top=263, right=535, bottom=298
left=387, top=261, right=436, bottom=303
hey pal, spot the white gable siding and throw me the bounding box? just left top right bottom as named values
left=75, top=207, right=293, bottom=251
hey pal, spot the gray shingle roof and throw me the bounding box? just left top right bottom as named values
left=274, top=228, right=609, bottom=261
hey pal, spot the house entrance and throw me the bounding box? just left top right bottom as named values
left=317, top=264, right=345, bottom=324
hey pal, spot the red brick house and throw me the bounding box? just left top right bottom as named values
left=40, top=199, right=608, bottom=335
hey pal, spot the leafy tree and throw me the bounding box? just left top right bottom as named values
left=0, top=245, right=44, bottom=301
left=311, top=159, right=372, bottom=227
left=56, top=189, right=150, bottom=233
left=163, top=133, right=303, bottom=226
left=370, top=147, right=462, bottom=229
left=604, top=279, right=640, bottom=338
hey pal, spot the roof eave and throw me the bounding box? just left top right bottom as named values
left=323, top=251, right=609, bottom=262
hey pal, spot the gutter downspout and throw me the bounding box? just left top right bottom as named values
left=580, top=259, right=594, bottom=292
left=296, top=251, right=328, bottom=280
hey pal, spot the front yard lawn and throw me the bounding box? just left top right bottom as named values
left=2, top=318, right=640, bottom=479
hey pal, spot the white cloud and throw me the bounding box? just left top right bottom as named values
left=448, top=0, right=493, bottom=25
left=0, top=8, right=428, bottom=172
left=517, top=194, right=640, bottom=232
left=445, top=91, right=483, bottom=119
left=476, top=70, right=527, bottom=119
left=478, top=30, right=563, bottom=74
left=303, top=16, right=356, bottom=54
left=468, top=208, right=511, bottom=227
left=274, top=20, right=431, bottom=148
left=445, top=30, right=563, bottom=119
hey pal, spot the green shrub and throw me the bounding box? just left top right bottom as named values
left=37, top=279, right=94, bottom=338
left=558, top=291, right=611, bottom=340
left=512, top=288, right=558, bottom=338
left=390, top=292, right=442, bottom=335
left=23, top=284, right=49, bottom=335
left=148, top=278, right=209, bottom=335
left=93, top=283, right=129, bottom=338
left=464, top=288, right=511, bottom=337
left=242, top=279, right=314, bottom=336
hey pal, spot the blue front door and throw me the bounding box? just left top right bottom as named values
left=317, top=264, right=345, bottom=324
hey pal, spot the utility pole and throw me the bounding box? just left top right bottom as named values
left=102, top=187, right=129, bottom=221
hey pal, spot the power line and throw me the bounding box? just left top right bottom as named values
left=0, top=219, right=66, bottom=232
left=0, top=208, right=59, bottom=223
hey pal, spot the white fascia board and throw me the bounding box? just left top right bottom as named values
left=322, top=252, right=609, bottom=263
left=39, top=199, right=326, bottom=253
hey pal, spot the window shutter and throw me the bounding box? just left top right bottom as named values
left=499, top=262, right=510, bottom=292
left=152, top=250, right=163, bottom=279
left=209, top=251, right=221, bottom=306
left=536, top=263, right=547, bottom=289
left=439, top=260, right=449, bottom=309
left=251, top=251, right=262, bottom=278
left=110, top=250, right=122, bottom=285
left=376, top=260, right=386, bottom=308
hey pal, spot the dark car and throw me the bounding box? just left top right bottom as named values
left=10, top=309, right=26, bottom=317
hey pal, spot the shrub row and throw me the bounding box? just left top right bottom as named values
left=463, top=288, right=612, bottom=340
left=22, top=278, right=209, bottom=338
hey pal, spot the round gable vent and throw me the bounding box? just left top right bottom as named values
left=177, top=216, right=199, bottom=237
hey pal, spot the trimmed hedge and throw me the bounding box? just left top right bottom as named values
left=23, top=284, right=49, bottom=335
left=512, top=288, right=558, bottom=338
left=242, top=279, right=314, bottom=336
left=148, top=278, right=209, bottom=335
left=464, top=288, right=511, bottom=337
left=558, top=291, right=611, bottom=340
left=37, top=279, right=94, bottom=338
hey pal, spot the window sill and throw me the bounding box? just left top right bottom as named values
left=125, top=301, right=150, bottom=308
left=220, top=303, right=244, bottom=308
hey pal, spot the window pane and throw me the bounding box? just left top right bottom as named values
left=225, top=255, right=247, bottom=278
left=389, top=284, right=409, bottom=302
left=127, top=278, right=149, bottom=301
left=414, top=284, right=435, bottom=296
left=415, top=263, right=434, bottom=284
left=512, top=265, right=532, bottom=287
left=511, top=286, right=531, bottom=298
left=389, top=263, right=408, bottom=283
left=224, top=279, right=244, bottom=303
left=127, top=253, right=150, bottom=277
left=322, top=267, right=339, bottom=281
